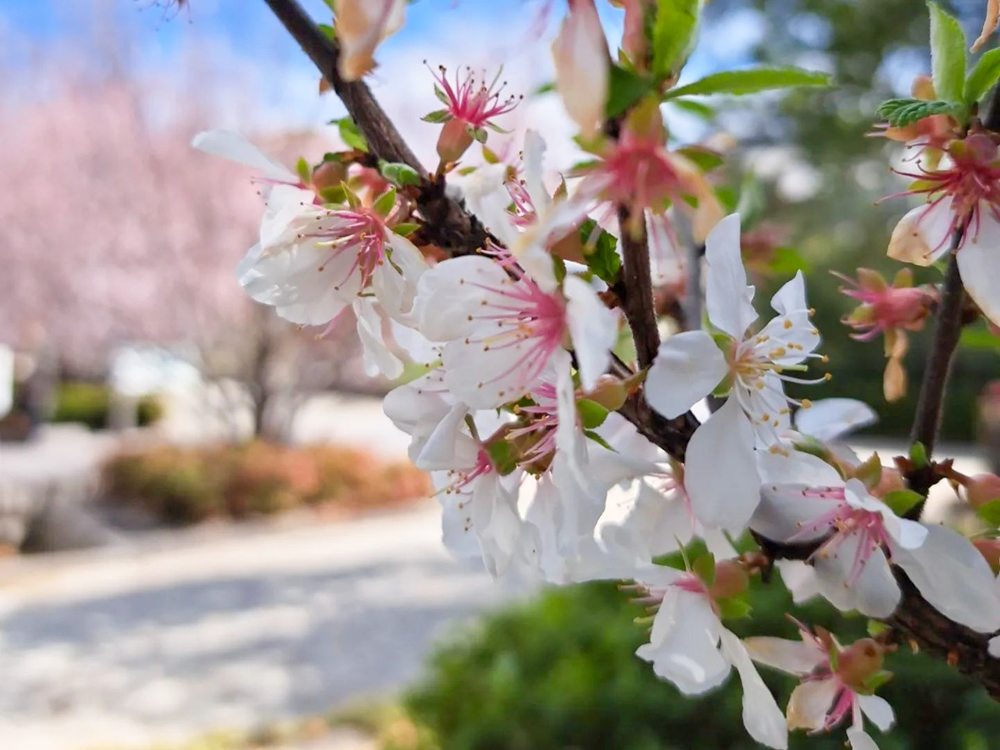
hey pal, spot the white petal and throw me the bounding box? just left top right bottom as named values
left=786, top=678, right=840, bottom=731
left=846, top=728, right=880, bottom=750
left=551, top=0, right=609, bottom=138
left=719, top=631, right=788, bottom=749
left=743, top=636, right=826, bottom=676
left=751, top=482, right=837, bottom=542
left=455, top=163, right=520, bottom=248
left=414, top=256, right=512, bottom=341
left=685, top=396, right=761, bottom=534
left=770, top=270, right=808, bottom=316
left=354, top=299, right=403, bottom=379
left=637, top=589, right=730, bottom=695
left=989, top=635, right=1000, bottom=659
left=522, top=130, right=550, bottom=213
left=812, top=536, right=900, bottom=618
left=192, top=129, right=299, bottom=184
left=793, top=398, right=877, bottom=441
left=705, top=213, right=757, bottom=338
left=776, top=560, right=823, bottom=604
left=892, top=523, right=1000, bottom=632
left=415, top=402, right=473, bottom=470
left=857, top=694, right=895, bottom=732
left=887, top=198, right=954, bottom=266
left=645, top=331, right=729, bottom=419
left=564, top=275, right=617, bottom=392
left=958, top=213, right=1000, bottom=328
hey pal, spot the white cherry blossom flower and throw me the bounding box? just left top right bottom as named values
left=241, top=184, right=428, bottom=328
left=414, top=252, right=617, bottom=409
left=745, top=623, right=894, bottom=750
left=634, top=565, right=788, bottom=749
left=645, top=213, right=824, bottom=533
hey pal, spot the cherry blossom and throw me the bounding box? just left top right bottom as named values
left=633, top=563, right=789, bottom=749
left=887, top=133, right=1000, bottom=326
left=645, top=213, right=824, bottom=533
left=413, top=251, right=617, bottom=409
left=745, top=624, right=895, bottom=749
left=551, top=0, right=609, bottom=138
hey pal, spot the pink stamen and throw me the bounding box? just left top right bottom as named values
left=428, top=64, right=521, bottom=129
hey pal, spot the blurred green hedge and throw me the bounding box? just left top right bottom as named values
left=52, top=381, right=163, bottom=429
left=405, top=575, right=1000, bottom=750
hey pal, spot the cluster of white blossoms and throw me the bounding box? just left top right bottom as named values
left=194, top=0, right=1000, bottom=747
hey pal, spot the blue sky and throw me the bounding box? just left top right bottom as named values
left=0, top=0, right=777, bottom=168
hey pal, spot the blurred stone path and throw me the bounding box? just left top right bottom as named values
left=0, top=506, right=518, bottom=750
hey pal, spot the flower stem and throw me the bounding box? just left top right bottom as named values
left=617, top=206, right=660, bottom=369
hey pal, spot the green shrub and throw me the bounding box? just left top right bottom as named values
left=405, top=575, right=1000, bottom=750
left=52, top=381, right=163, bottom=429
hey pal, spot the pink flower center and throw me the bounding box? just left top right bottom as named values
left=464, top=257, right=568, bottom=397
left=431, top=65, right=520, bottom=129
left=838, top=279, right=930, bottom=340
left=506, top=381, right=562, bottom=467
left=892, top=134, right=1000, bottom=250
left=303, top=207, right=388, bottom=291
left=790, top=487, right=892, bottom=586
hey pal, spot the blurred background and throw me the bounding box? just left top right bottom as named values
left=2, top=0, right=1000, bottom=749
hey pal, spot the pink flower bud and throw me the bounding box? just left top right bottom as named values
left=436, top=118, right=475, bottom=164
left=965, top=473, right=1000, bottom=508
left=551, top=0, right=609, bottom=138
left=836, top=639, right=886, bottom=692
left=311, top=160, right=347, bottom=192
left=335, top=0, right=407, bottom=81
left=585, top=374, right=628, bottom=411
left=974, top=538, right=1000, bottom=573
left=708, top=561, right=749, bottom=600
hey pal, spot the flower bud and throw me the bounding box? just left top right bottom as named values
left=974, top=538, right=1000, bottom=573
left=335, top=0, right=407, bottom=81
left=436, top=118, right=474, bottom=164
left=311, top=160, right=348, bottom=192
left=551, top=0, right=609, bottom=138
left=965, top=473, right=1000, bottom=509
left=872, top=466, right=906, bottom=497
left=836, top=638, right=885, bottom=692
left=585, top=375, right=628, bottom=411
left=708, top=561, right=749, bottom=600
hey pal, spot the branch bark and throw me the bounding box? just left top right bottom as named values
left=905, top=245, right=965, bottom=497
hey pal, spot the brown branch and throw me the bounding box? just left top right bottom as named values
left=905, top=248, right=965, bottom=498
left=616, top=207, right=661, bottom=369
left=262, top=0, right=493, bottom=256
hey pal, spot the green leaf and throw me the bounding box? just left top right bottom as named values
left=421, top=109, right=452, bottom=124
left=318, top=185, right=346, bottom=204
left=295, top=157, right=311, bottom=184
left=862, top=670, right=895, bottom=694
left=606, top=64, right=654, bottom=118
left=332, top=117, right=369, bottom=152
left=977, top=498, right=1000, bottom=526
left=533, top=81, right=556, bottom=96
left=652, top=0, right=702, bottom=79
left=485, top=438, right=519, bottom=476
left=392, top=222, right=420, bottom=236
left=666, top=98, right=716, bottom=120
left=583, top=429, right=615, bottom=452
left=676, top=145, right=723, bottom=172
left=692, top=552, right=716, bottom=587
left=735, top=172, right=766, bottom=229
left=372, top=187, right=397, bottom=218
left=717, top=597, right=753, bottom=621
left=576, top=398, right=610, bottom=430
left=867, top=620, right=890, bottom=638
left=379, top=160, right=422, bottom=187
left=928, top=1, right=967, bottom=103
left=662, top=67, right=831, bottom=99
left=966, top=48, right=1000, bottom=103
left=433, top=84, right=451, bottom=106
left=960, top=324, right=1000, bottom=351
left=317, top=23, right=337, bottom=42
left=875, top=98, right=958, bottom=127
left=882, top=489, right=924, bottom=517
left=579, top=219, right=622, bottom=285
left=471, top=126, right=488, bottom=144
left=909, top=441, right=929, bottom=468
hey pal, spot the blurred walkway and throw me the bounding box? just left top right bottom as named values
left=0, top=506, right=519, bottom=750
